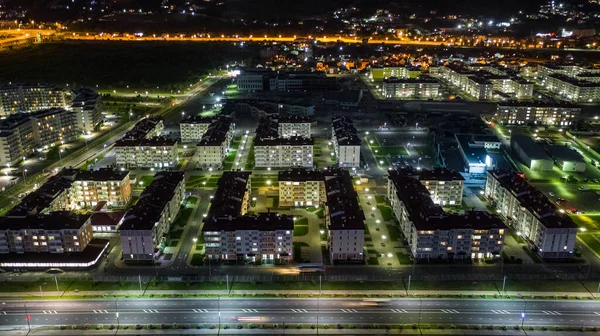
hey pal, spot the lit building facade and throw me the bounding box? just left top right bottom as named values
left=485, top=169, right=577, bottom=259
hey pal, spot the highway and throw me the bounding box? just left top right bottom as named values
left=0, top=298, right=599, bottom=328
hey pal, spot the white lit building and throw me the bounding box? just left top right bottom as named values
left=324, top=169, right=365, bottom=263
left=382, top=77, right=440, bottom=99
left=0, top=84, right=66, bottom=116
left=180, top=116, right=215, bottom=143
left=196, top=118, right=234, bottom=169
left=278, top=169, right=326, bottom=207
left=485, top=169, right=578, bottom=259
left=331, top=116, right=361, bottom=168
left=388, top=169, right=505, bottom=260
left=119, top=172, right=185, bottom=262
left=203, top=172, right=294, bottom=263
left=496, top=101, right=580, bottom=126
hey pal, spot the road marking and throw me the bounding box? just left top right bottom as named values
left=491, top=310, right=510, bottom=314
left=291, top=309, right=308, bottom=313
left=93, top=310, right=109, bottom=314
left=341, top=309, right=358, bottom=313
left=595, top=312, right=600, bottom=316
left=391, top=309, right=408, bottom=313
left=143, top=309, right=159, bottom=313
left=441, top=309, right=459, bottom=314
left=43, top=311, right=58, bottom=314
left=0, top=311, right=6, bottom=315
left=192, top=309, right=209, bottom=313
left=542, top=311, right=561, bottom=315
left=242, top=309, right=258, bottom=313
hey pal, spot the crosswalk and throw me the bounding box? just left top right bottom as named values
left=43, top=311, right=58, bottom=314
left=143, top=309, right=159, bottom=313
left=242, top=309, right=258, bottom=313
left=491, top=310, right=510, bottom=314
left=93, top=310, right=109, bottom=314
left=291, top=309, right=308, bottom=313
left=542, top=311, right=561, bottom=315
left=441, top=309, right=459, bottom=314
left=391, top=309, right=408, bottom=313
left=341, top=309, right=357, bottom=313
left=192, top=309, right=208, bottom=313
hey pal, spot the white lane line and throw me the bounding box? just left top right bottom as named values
left=441, top=309, right=459, bottom=314
left=391, top=309, right=408, bottom=313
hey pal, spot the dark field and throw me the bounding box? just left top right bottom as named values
left=0, top=41, right=255, bottom=88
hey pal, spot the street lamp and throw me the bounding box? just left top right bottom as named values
left=22, top=169, right=28, bottom=184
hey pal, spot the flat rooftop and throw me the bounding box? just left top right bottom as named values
left=0, top=238, right=109, bottom=268
left=279, top=168, right=324, bottom=182
left=510, top=134, right=552, bottom=161
left=547, top=145, right=585, bottom=163
left=324, top=169, right=365, bottom=230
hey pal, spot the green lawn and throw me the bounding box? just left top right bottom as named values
left=223, top=151, right=236, bottom=171
left=190, top=254, right=205, bottom=266
left=293, top=225, right=309, bottom=236
left=579, top=234, right=600, bottom=254
left=295, top=217, right=308, bottom=225
left=375, top=195, right=386, bottom=204
left=367, top=257, right=379, bottom=265
left=370, top=146, right=408, bottom=157
left=185, top=175, right=220, bottom=188
left=378, top=205, right=394, bottom=221
left=386, top=224, right=402, bottom=242
left=396, top=252, right=412, bottom=264
left=410, top=280, right=499, bottom=292
left=168, top=229, right=184, bottom=240
left=315, top=208, right=325, bottom=218
left=571, top=215, right=600, bottom=232
left=137, top=175, right=154, bottom=187
left=172, top=207, right=193, bottom=228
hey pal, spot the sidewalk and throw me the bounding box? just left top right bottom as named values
left=0, top=289, right=596, bottom=299
left=4, top=326, right=599, bottom=335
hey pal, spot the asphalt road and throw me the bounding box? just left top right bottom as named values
left=1, top=298, right=599, bottom=328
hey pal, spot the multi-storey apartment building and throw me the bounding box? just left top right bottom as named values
left=277, top=115, right=311, bottom=138
left=253, top=118, right=313, bottom=168
left=537, top=63, right=590, bottom=80
left=179, top=116, right=216, bottom=143
left=115, top=137, right=178, bottom=169
left=278, top=168, right=326, bottom=207
left=203, top=172, right=294, bottom=263
left=114, top=117, right=175, bottom=170
left=418, top=168, right=465, bottom=206
left=465, top=76, right=493, bottom=100
left=196, top=117, right=234, bottom=169
left=64, top=168, right=132, bottom=208
left=485, top=169, right=577, bottom=259
left=119, top=171, right=185, bottom=262
left=236, top=69, right=269, bottom=91
left=0, top=108, right=78, bottom=167
left=543, top=74, right=600, bottom=103
left=5, top=168, right=131, bottom=218
left=388, top=169, right=505, bottom=260
left=254, top=137, right=314, bottom=168
left=382, top=77, right=440, bottom=99
left=0, top=212, right=93, bottom=254
left=324, top=169, right=365, bottom=262
left=370, top=66, right=410, bottom=80
left=70, top=88, right=102, bottom=132
left=122, top=117, right=164, bottom=140
left=495, top=101, right=580, bottom=126
left=331, top=116, right=361, bottom=168
left=0, top=84, right=66, bottom=116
